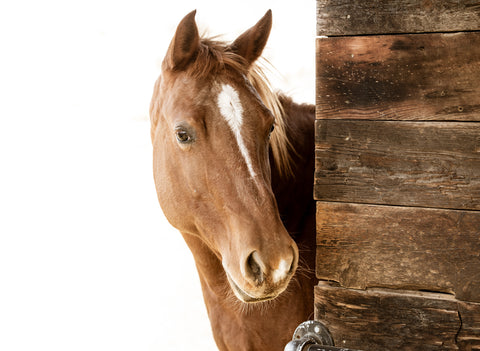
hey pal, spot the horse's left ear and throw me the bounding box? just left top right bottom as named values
left=230, top=10, right=272, bottom=67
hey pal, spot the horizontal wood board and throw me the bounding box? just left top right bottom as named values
left=316, top=202, right=480, bottom=303
left=314, top=120, right=480, bottom=210
left=314, top=282, right=480, bottom=350
left=317, top=0, right=480, bottom=36
left=316, top=32, right=480, bottom=121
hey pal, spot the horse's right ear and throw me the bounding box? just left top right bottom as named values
left=163, top=10, right=200, bottom=71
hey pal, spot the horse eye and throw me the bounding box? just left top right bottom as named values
left=269, top=123, right=275, bottom=136
left=176, top=130, right=191, bottom=143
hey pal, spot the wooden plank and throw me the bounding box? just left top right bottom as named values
left=458, top=300, right=480, bottom=350
left=314, top=282, right=480, bottom=350
left=314, top=120, right=480, bottom=210
left=316, top=33, right=480, bottom=121
left=315, top=283, right=460, bottom=350
left=316, top=202, right=480, bottom=303
left=317, top=0, right=480, bottom=36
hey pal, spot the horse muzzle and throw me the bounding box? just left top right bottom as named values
left=223, top=246, right=298, bottom=303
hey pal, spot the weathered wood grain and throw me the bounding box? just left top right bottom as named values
left=314, top=282, right=480, bottom=350
left=316, top=33, right=480, bottom=121
left=458, top=300, right=480, bottom=350
left=315, top=202, right=480, bottom=303
left=317, top=0, right=480, bottom=36
left=315, top=2, right=480, bottom=348
left=314, top=120, right=480, bottom=210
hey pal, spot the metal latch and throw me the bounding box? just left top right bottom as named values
left=284, top=321, right=362, bottom=351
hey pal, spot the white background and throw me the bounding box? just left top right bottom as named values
left=0, top=1, right=314, bottom=350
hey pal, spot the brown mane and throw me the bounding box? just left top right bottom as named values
left=164, top=37, right=294, bottom=177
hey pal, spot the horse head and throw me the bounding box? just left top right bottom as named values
left=150, top=10, right=298, bottom=303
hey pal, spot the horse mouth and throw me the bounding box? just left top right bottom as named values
left=225, top=273, right=277, bottom=303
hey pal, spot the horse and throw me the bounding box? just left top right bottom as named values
left=150, top=10, right=316, bottom=351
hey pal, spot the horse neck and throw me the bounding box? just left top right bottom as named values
left=270, top=94, right=316, bottom=264
left=179, top=235, right=241, bottom=348
left=271, top=94, right=315, bottom=202
left=278, top=94, right=315, bottom=174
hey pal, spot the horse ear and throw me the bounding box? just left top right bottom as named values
left=163, top=10, right=200, bottom=71
left=230, top=10, right=272, bottom=67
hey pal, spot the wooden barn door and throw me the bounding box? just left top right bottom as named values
left=314, top=1, right=480, bottom=350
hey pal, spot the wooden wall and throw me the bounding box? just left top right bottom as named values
left=314, top=1, right=480, bottom=350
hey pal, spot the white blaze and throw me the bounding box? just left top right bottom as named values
left=272, top=259, right=290, bottom=283
left=217, top=84, right=256, bottom=178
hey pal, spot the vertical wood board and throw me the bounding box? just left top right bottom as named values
left=457, top=301, right=480, bottom=350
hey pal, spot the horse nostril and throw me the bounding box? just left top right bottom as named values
left=246, top=251, right=264, bottom=285
left=289, top=245, right=298, bottom=273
